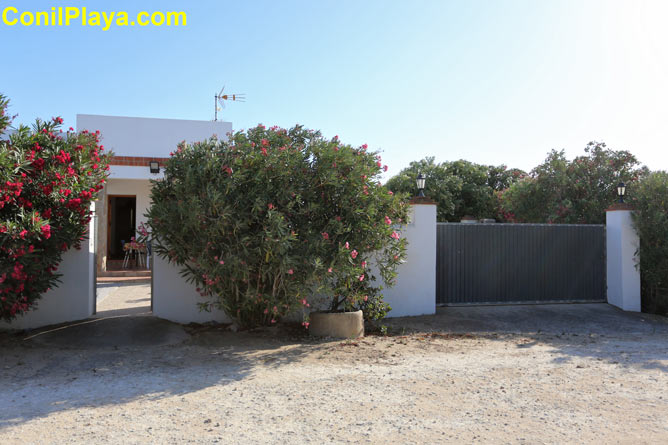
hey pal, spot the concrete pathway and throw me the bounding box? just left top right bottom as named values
left=22, top=282, right=187, bottom=349
left=95, top=281, right=151, bottom=318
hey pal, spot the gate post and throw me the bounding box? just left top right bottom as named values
left=382, top=197, right=437, bottom=317
left=606, top=204, right=641, bottom=311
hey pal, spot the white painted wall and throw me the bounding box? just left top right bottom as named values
left=76, top=114, right=232, bottom=159
left=106, top=178, right=152, bottom=231
left=606, top=209, right=641, bottom=311
left=108, top=165, right=164, bottom=181
left=0, top=214, right=96, bottom=331
left=152, top=254, right=230, bottom=324
left=382, top=203, right=437, bottom=317
left=151, top=202, right=437, bottom=324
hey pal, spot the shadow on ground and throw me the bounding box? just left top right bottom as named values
left=0, top=303, right=666, bottom=429
left=0, top=317, right=328, bottom=429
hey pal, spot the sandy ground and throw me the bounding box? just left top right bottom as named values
left=0, top=287, right=667, bottom=444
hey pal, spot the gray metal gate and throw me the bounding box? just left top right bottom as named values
left=437, top=223, right=606, bottom=305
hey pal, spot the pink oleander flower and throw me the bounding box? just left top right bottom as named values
left=361, top=261, right=367, bottom=268
left=327, top=267, right=333, bottom=273
left=391, top=231, right=400, bottom=240
left=322, top=232, right=329, bottom=240
left=287, top=269, right=294, bottom=275
left=41, top=224, right=51, bottom=239
left=384, top=216, right=392, bottom=225
left=345, top=242, right=349, bottom=249
left=359, top=274, right=365, bottom=281
left=351, top=250, right=358, bottom=259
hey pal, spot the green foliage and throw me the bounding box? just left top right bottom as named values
left=385, top=157, right=525, bottom=222
left=631, top=172, right=668, bottom=315
left=500, top=142, right=647, bottom=224
left=0, top=94, right=110, bottom=322
left=0, top=95, right=12, bottom=134
left=147, top=125, right=408, bottom=328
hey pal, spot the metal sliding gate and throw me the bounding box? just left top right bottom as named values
left=437, top=223, right=606, bottom=305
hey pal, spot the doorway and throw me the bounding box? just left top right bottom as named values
left=107, top=195, right=136, bottom=260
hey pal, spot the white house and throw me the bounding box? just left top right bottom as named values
left=76, top=115, right=232, bottom=274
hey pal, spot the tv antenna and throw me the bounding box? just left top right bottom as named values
left=214, top=86, right=245, bottom=121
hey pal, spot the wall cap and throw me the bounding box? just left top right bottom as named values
left=409, top=197, right=436, bottom=205
left=606, top=203, right=635, bottom=211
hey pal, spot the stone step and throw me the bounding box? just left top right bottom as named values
left=99, top=270, right=152, bottom=278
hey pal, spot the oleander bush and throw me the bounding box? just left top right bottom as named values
left=147, top=124, right=408, bottom=328
left=0, top=94, right=110, bottom=322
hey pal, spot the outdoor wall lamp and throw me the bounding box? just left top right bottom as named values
left=416, top=172, right=426, bottom=197
left=617, top=181, right=626, bottom=203
left=149, top=161, right=160, bottom=174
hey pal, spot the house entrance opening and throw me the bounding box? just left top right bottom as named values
left=96, top=194, right=152, bottom=317
left=108, top=195, right=137, bottom=263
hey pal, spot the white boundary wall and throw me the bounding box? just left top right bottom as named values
left=152, top=202, right=437, bottom=324
left=0, top=216, right=96, bottom=331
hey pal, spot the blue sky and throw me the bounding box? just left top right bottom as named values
left=2, top=0, right=668, bottom=177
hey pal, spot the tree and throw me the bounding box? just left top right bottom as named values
left=0, top=94, right=110, bottom=322
left=147, top=125, right=408, bottom=328
left=631, top=171, right=668, bottom=315
left=500, top=142, right=647, bottom=224
left=385, top=157, right=525, bottom=222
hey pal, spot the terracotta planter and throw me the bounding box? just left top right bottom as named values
left=309, top=310, right=364, bottom=339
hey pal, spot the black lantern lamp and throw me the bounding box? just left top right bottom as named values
left=416, top=172, right=426, bottom=197
left=149, top=161, right=160, bottom=174
left=617, top=182, right=626, bottom=203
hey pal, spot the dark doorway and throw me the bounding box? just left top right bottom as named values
left=108, top=196, right=136, bottom=260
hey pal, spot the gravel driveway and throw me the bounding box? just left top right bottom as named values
left=1, top=303, right=667, bottom=444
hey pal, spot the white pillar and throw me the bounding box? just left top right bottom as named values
left=383, top=198, right=437, bottom=317
left=606, top=205, right=641, bottom=311
left=0, top=214, right=96, bottom=330
left=152, top=254, right=230, bottom=324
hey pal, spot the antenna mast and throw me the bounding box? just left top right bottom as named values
left=214, top=86, right=245, bottom=121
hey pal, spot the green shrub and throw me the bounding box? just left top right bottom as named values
left=631, top=171, right=668, bottom=315
left=386, top=157, right=525, bottom=222
left=0, top=94, right=110, bottom=322
left=500, top=142, right=646, bottom=223
left=147, top=125, right=408, bottom=328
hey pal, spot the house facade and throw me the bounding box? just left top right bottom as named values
left=76, top=114, right=232, bottom=274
